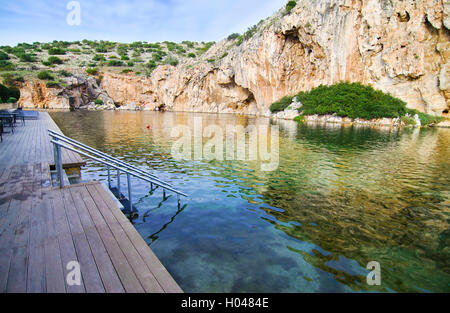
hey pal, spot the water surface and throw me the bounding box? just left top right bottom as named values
left=51, top=111, right=450, bottom=292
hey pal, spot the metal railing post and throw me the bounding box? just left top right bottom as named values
left=107, top=165, right=111, bottom=188
left=127, top=173, right=132, bottom=211
left=53, top=138, right=58, bottom=167
left=117, top=169, right=121, bottom=196
left=56, top=144, right=64, bottom=188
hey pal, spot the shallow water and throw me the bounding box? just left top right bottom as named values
left=50, top=110, right=450, bottom=292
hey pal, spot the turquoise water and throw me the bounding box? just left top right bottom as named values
left=51, top=111, right=450, bottom=292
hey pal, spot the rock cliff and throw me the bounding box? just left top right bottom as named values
left=19, top=0, right=450, bottom=116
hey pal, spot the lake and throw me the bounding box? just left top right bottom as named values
left=50, top=110, right=450, bottom=292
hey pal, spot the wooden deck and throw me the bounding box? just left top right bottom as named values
left=0, top=112, right=182, bottom=293
left=0, top=112, right=85, bottom=169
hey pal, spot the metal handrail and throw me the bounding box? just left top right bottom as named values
left=49, top=135, right=187, bottom=213
left=48, top=129, right=173, bottom=187
left=50, top=140, right=187, bottom=197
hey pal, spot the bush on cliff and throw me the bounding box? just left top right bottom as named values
left=275, top=82, right=408, bottom=120
left=47, top=56, right=63, bottom=65
left=37, top=70, right=54, bottom=80
left=48, top=47, right=66, bottom=55
left=405, top=109, right=446, bottom=126
left=270, top=96, right=294, bottom=113
left=86, top=67, right=98, bottom=75
left=286, top=1, right=297, bottom=13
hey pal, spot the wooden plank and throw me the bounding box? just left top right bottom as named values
left=94, top=183, right=183, bottom=293
left=68, top=185, right=125, bottom=293
left=50, top=188, right=85, bottom=293
left=86, top=183, right=165, bottom=293
left=60, top=187, right=105, bottom=293
left=0, top=166, right=24, bottom=292
left=26, top=164, right=47, bottom=292
left=78, top=184, right=144, bottom=293
left=42, top=188, right=66, bottom=293
left=6, top=165, right=33, bottom=292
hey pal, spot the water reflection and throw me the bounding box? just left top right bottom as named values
left=51, top=111, right=450, bottom=292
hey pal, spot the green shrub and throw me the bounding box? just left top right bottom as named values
left=401, top=116, right=416, bottom=126
left=0, top=60, right=15, bottom=71
left=58, top=70, right=72, bottom=77
left=270, top=96, right=294, bottom=112
left=94, top=99, right=103, bottom=105
left=227, top=33, right=240, bottom=40
left=46, top=81, right=60, bottom=88
left=182, top=41, right=194, bottom=48
left=17, top=53, right=36, bottom=62
left=6, top=97, right=17, bottom=103
left=406, top=109, right=446, bottom=126
left=0, top=51, right=10, bottom=60
left=2, top=73, right=19, bottom=86
left=95, top=46, right=108, bottom=53
left=290, top=82, right=408, bottom=119
left=243, top=25, right=257, bottom=40
left=86, top=67, right=98, bottom=75
left=165, top=56, right=179, bottom=66
left=37, top=71, right=54, bottom=80
left=293, top=115, right=305, bottom=123
left=236, top=36, right=244, bottom=46
left=286, top=1, right=297, bottom=13
left=48, top=47, right=66, bottom=55
left=127, top=61, right=134, bottom=67
left=7, top=86, right=20, bottom=100
left=47, top=56, right=63, bottom=64
left=121, top=69, right=133, bottom=74
left=187, top=52, right=196, bottom=58
left=198, top=42, right=215, bottom=54
left=152, top=53, right=163, bottom=62
left=121, top=55, right=130, bottom=60
left=0, top=84, right=10, bottom=102
left=93, top=54, right=106, bottom=61
left=220, top=52, right=228, bottom=59
left=117, top=44, right=128, bottom=56
left=147, top=60, right=157, bottom=71
left=107, top=60, right=124, bottom=66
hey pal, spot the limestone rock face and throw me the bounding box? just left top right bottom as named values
left=19, top=0, right=449, bottom=116
left=19, top=75, right=115, bottom=110
left=101, top=0, right=449, bottom=116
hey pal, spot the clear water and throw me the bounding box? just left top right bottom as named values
left=50, top=111, right=450, bottom=293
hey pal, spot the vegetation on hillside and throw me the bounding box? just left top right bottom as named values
left=0, top=83, right=20, bottom=103
left=270, top=82, right=446, bottom=126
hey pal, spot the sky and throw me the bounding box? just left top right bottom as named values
left=0, top=0, right=286, bottom=46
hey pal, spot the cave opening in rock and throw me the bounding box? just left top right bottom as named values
left=397, top=11, right=410, bottom=23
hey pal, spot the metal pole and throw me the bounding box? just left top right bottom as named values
left=56, top=144, right=64, bottom=188
left=127, top=173, right=132, bottom=211
left=117, top=169, right=121, bottom=196
left=163, top=189, right=166, bottom=200
left=53, top=138, right=58, bottom=167
left=107, top=165, right=111, bottom=188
